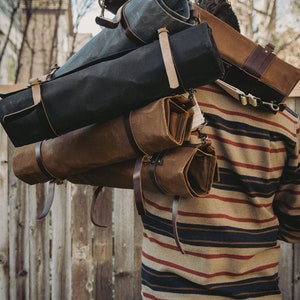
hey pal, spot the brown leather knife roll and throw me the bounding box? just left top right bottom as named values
left=195, top=6, right=300, bottom=104
left=13, top=96, right=193, bottom=184
left=68, top=144, right=219, bottom=198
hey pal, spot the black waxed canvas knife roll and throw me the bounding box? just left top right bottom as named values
left=0, top=23, right=225, bottom=147
left=53, top=0, right=194, bottom=78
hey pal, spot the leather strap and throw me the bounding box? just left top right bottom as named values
left=148, top=152, right=168, bottom=195
left=37, top=180, right=55, bottom=220
left=95, top=1, right=146, bottom=45
left=29, top=77, right=59, bottom=136
left=90, top=186, right=107, bottom=228
left=172, top=196, right=185, bottom=254
left=120, top=7, right=146, bottom=45
left=133, top=151, right=185, bottom=254
left=124, top=113, right=144, bottom=155
left=95, top=1, right=124, bottom=28
left=158, top=27, right=179, bottom=89
left=133, top=156, right=146, bottom=215
left=35, top=141, right=56, bottom=179
left=29, top=78, right=42, bottom=105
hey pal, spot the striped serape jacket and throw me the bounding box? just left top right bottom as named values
left=140, top=84, right=300, bottom=299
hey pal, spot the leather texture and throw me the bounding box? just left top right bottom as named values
left=195, top=6, right=300, bottom=104
left=0, top=23, right=224, bottom=147
left=13, top=97, right=193, bottom=184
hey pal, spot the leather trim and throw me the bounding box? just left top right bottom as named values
left=243, top=43, right=276, bottom=78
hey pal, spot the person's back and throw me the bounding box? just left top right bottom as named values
left=140, top=83, right=300, bottom=299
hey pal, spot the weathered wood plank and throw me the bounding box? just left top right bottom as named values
left=0, top=129, right=9, bottom=300
left=51, top=183, right=72, bottom=300
left=113, top=189, right=142, bottom=300
left=294, top=244, right=300, bottom=300
left=279, top=241, right=294, bottom=300
left=28, top=184, right=50, bottom=300
left=71, top=184, right=94, bottom=300
left=8, top=140, right=29, bottom=300
left=92, top=187, right=113, bottom=299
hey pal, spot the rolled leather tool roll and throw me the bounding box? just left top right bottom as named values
left=54, top=0, right=194, bottom=77
left=0, top=23, right=224, bottom=147
left=13, top=97, right=193, bottom=184
left=67, top=143, right=219, bottom=199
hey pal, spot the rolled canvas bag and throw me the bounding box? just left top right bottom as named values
left=54, top=0, right=195, bottom=77
left=0, top=23, right=224, bottom=147
left=194, top=6, right=300, bottom=111
left=13, top=96, right=194, bottom=184
left=67, top=143, right=218, bottom=201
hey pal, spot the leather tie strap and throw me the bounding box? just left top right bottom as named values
left=35, top=141, right=56, bottom=179
left=133, top=156, right=147, bottom=215
left=124, top=113, right=144, bottom=156
left=29, top=78, right=59, bottom=136
left=35, top=141, right=63, bottom=220
left=148, top=152, right=168, bottom=195
left=158, top=27, right=180, bottom=89
left=29, top=78, right=42, bottom=105
left=172, top=196, right=185, bottom=254
left=133, top=151, right=185, bottom=254
left=37, top=180, right=55, bottom=220
left=90, top=186, right=108, bottom=228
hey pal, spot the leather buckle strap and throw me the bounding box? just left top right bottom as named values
left=216, top=79, right=284, bottom=113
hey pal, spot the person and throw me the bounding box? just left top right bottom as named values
left=139, top=1, right=300, bottom=299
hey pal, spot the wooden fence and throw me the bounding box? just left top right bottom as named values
left=0, top=94, right=300, bottom=300
left=0, top=132, right=143, bottom=300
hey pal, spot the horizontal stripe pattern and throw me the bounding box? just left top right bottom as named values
left=142, top=263, right=280, bottom=299
left=141, top=84, right=300, bottom=299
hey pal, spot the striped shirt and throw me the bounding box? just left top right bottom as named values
left=140, top=84, right=300, bottom=299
